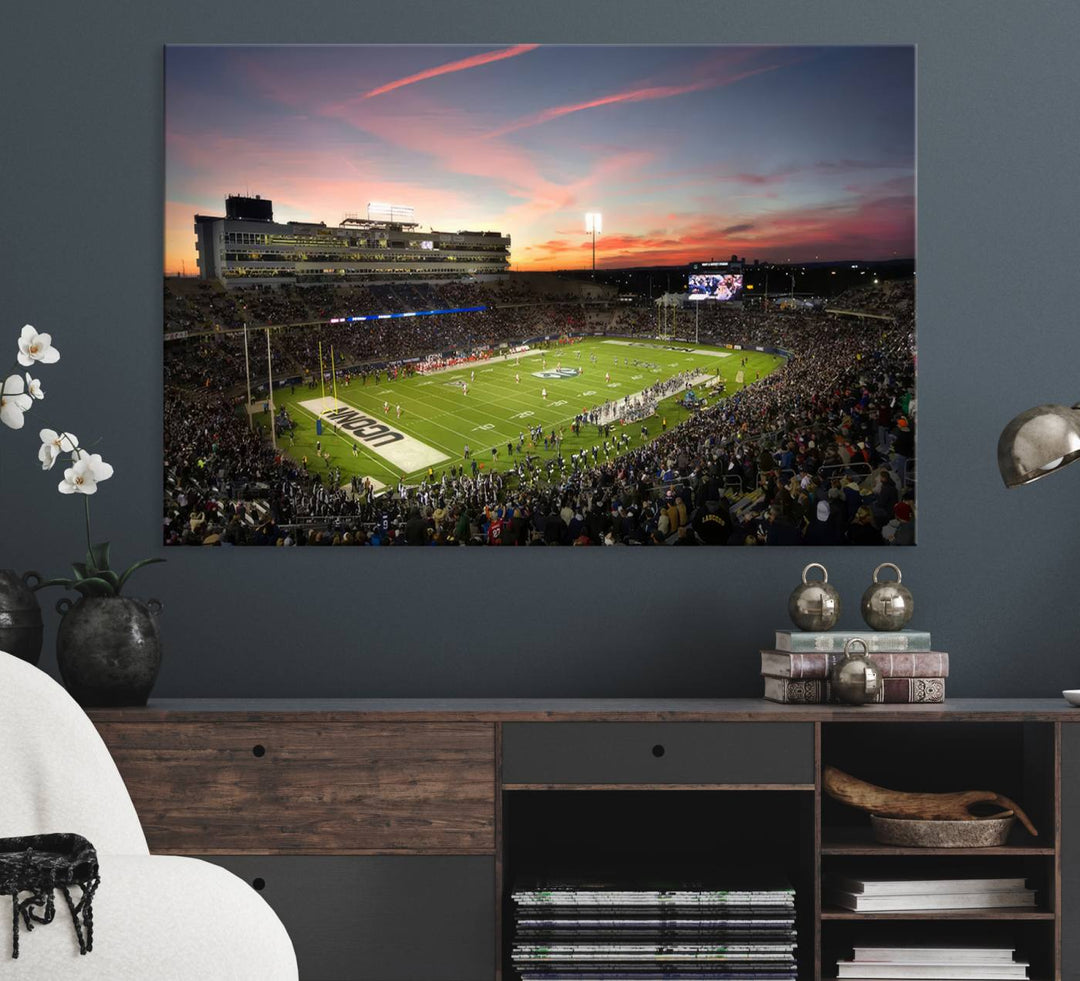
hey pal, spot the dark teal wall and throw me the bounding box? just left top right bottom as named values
left=3, top=1, right=1078, bottom=697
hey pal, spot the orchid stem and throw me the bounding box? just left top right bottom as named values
left=85, top=494, right=93, bottom=556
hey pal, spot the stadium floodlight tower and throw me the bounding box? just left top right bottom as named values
left=368, top=201, right=415, bottom=224
left=585, top=212, right=602, bottom=276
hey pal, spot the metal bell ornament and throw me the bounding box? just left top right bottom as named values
left=860, top=562, right=914, bottom=631
left=830, top=638, right=884, bottom=705
left=788, top=563, right=841, bottom=632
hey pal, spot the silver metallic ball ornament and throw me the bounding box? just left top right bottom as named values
left=860, top=562, right=914, bottom=631
left=788, top=563, right=841, bottom=631
left=830, top=638, right=884, bottom=705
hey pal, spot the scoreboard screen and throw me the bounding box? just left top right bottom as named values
left=688, top=261, right=744, bottom=301
left=688, top=273, right=744, bottom=301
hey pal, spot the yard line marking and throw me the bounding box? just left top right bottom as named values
left=376, top=370, right=572, bottom=426
left=329, top=386, right=519, bottom=449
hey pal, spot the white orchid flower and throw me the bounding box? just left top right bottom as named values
left=25, top=373, right=44, bottom=400
left=0, top=374, right=33, bottom=430
left=38, top=429, right=79, bottom=470
left=58, top=450, right=114, bottom=495
left=17, top=325, right=60, bottom=367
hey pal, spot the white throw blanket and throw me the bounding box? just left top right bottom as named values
left=0, top=651, right=298, bottom=979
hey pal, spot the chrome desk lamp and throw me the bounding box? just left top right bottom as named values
left=998, top=403, right=1080, bottom=487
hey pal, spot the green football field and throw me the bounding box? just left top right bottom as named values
left=254, top=337, right=785, bottom=490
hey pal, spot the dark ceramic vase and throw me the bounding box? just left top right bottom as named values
left=55, top=596, right=163, bottom=707
left=0, top=569, right=44, bottom=666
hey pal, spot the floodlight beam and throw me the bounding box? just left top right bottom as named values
left=585, top=212, right=602, bottom=275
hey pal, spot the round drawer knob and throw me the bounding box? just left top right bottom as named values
left=651, top=744, right=666, bottom=758
left=252, top=877, right=266, bottom=891
left=252, top=744, right=267, bottom=758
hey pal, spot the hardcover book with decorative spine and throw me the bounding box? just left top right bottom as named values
left=761, top=650, right=949, bottom=680
left=762, top=676, right=946, bottom=704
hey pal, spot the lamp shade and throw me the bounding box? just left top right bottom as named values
left=997, top=403, right=1080, bottom=487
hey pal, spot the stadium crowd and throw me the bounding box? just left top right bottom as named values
left=164, top=278, right=603, bottom=335
left=164, top=279, right=915, bottom=546
left=164, top=300, right=610, bottom=392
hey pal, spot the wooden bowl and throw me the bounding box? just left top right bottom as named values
left=870, top=813, right=1016, bottom=848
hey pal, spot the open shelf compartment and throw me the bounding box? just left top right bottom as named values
left=819, top=720, right=1058, bottom=980
left=501, top=789, right=815, bottom=980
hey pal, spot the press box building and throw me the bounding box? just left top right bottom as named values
left=194, top=196, right=510, bottom=286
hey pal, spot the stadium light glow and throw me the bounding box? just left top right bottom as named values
left=585, top=212, right=602, bottom=275
left=367, top=201, right=415, bottom=223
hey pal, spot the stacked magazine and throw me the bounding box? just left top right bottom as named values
left=836, top=945, right=1029, bottom=979
left=510, top=876, right=798, bottom=980
left=824, top=875, right=1036, bottom=912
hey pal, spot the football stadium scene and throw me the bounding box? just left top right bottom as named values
left=164, top=45, right=915, bottom=547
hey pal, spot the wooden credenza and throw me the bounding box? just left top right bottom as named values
left=89, top=699, right=1080, bottom=981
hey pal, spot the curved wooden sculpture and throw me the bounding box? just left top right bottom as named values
left=823, top=766, right=1039, bottom=837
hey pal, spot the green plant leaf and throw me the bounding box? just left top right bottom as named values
left=72, top=577, right=117, bottom=598
left=71, top=562, right=89, bottom=581
left=32, top=577, right=77, bottom=591
left=117, top=557, right=166, bottom=594
left=87, top=542, right=111, bottom=575
left=97, top=569, right=121, bottom=591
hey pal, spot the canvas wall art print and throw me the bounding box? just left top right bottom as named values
left=163, top=44, right=915, bottom=547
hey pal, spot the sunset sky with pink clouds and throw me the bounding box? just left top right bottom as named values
left=164, top=44, right=914, bottom=275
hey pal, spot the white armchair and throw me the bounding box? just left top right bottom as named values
left=0, top=650, right=298, bottom=980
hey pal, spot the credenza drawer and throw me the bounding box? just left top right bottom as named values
left=95, top=722, right=495, bottom=854
left=207, top=855, right=494, bottom=981
left=501, top=722, right=813, bottom=786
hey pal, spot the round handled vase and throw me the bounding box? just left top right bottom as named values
left=56, top=596, right=163, bottom=707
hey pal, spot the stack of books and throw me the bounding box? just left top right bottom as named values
left=824, top=874, right=1036, bottom=912
left=761, top=629, right=948, bottom=704
left=836, top=945, right=1029, bottom=979
left=510, top=875, right=798, bottom=980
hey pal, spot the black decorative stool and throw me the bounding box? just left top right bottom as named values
left=0, top=833, right=99, bottom=959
